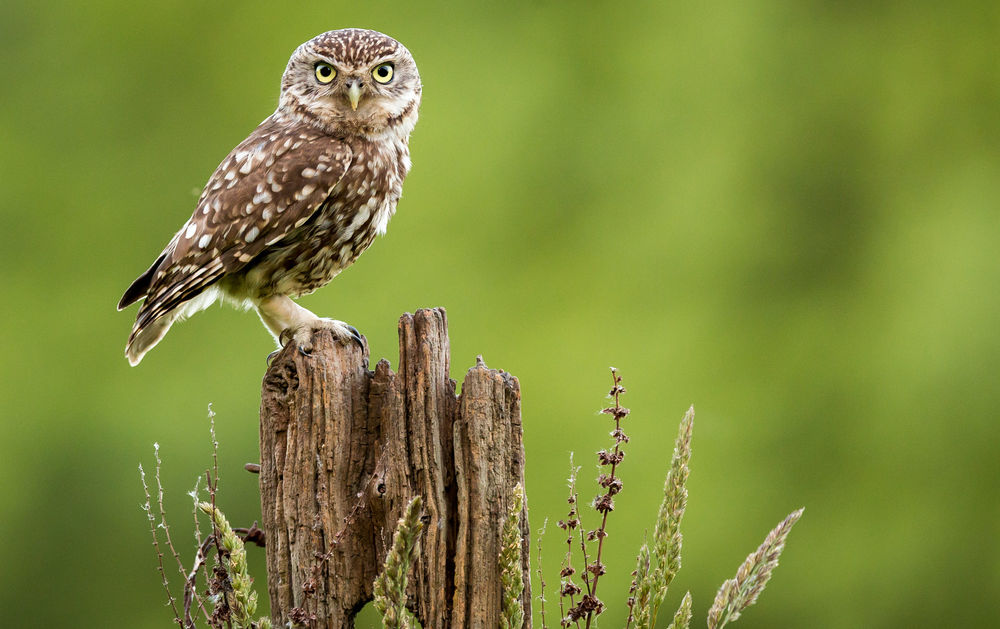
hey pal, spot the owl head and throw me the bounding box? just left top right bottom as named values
left=278, top=29, right=421, bottom=138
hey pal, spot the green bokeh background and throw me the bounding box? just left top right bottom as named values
left=1, top=1, right=997, bottom=627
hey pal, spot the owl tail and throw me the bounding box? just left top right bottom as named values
left=125, top=312, right=178, bottom=366
left=119, top=252, right=167, bottom=311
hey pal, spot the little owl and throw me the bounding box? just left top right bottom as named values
left=118, top=29, right=421, bottom=365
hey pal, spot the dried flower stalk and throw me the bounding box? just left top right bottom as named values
left=557, top=456, right=583, bottom=628
left=579, top=368, right=631, bottom=627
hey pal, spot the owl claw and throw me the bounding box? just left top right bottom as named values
left=266, top=349, right=281, bottom=366
left=345, top=324, right=364, bottom=348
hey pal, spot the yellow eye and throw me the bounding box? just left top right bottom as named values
left=314, top=62, right=336, bottom=84
left=372, top=63, right=394, bottom=84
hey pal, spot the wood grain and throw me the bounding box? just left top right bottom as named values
left=259, top=308, right=531, bottom=628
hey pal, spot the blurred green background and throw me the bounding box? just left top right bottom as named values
left=1, top=1, right=998, bottom=627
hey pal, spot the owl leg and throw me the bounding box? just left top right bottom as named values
left=255, top=295, right=363, bottom=354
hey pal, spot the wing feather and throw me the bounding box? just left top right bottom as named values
left=126, top=117, right=352, bottom=344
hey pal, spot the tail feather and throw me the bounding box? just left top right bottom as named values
left=125, top=312, right=177, bottom=366
left=118, top=252, right=167, bottom=311
left=124, top=288, right=220, bottom=366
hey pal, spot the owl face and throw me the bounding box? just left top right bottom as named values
left=279, top=29, right=421, bottom=138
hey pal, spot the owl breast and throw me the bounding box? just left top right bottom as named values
left=224, top=133, right=410, bottom=300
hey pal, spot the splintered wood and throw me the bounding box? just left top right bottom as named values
left=259, top=308, right=530, bottom=628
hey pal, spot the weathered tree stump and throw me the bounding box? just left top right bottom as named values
left=259, top=307, right=531, bottom=628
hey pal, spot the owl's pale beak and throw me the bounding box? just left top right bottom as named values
left=346, top=81, right=363, bottom=111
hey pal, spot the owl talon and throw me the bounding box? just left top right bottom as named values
left=266, top=349, right=281, bottom=366
left=345, top=324, right=364, bottom=348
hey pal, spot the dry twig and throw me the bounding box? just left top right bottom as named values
left=536, top=518, right=550, bottom=629
left=140, top=459, right=182, bottom=626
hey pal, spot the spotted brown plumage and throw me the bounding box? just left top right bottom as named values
left=119, top=29, right=421, bottom=365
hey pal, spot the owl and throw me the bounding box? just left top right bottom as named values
left=118, top=29, right=421, bottom=366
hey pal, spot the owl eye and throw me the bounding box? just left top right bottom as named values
left=314, top=62, right=336, bottom=84
left=372, top=63, right=394, bottom=84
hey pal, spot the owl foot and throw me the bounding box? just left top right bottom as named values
left=344, top=324, right=365, bottom=347
left=280, top=318, right=364, bottom=356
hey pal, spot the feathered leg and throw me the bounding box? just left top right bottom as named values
left=255, top=295, right=363, bottom=354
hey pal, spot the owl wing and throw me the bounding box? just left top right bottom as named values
left=124, top=117, right=352, bottom=344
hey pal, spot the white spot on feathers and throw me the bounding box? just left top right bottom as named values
left=185, top=223, right=196, bottom=238
left=294, top=184, right=316, bottom=200
left=198, top=234, right=212, bottom=248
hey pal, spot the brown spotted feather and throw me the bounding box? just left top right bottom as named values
left=129, top=118, right=352, bottom=343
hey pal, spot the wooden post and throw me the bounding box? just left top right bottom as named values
left=258, top=308, right=531, bottom=628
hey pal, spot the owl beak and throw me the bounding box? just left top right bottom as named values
left=346, top=81, right=363, bottom=111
